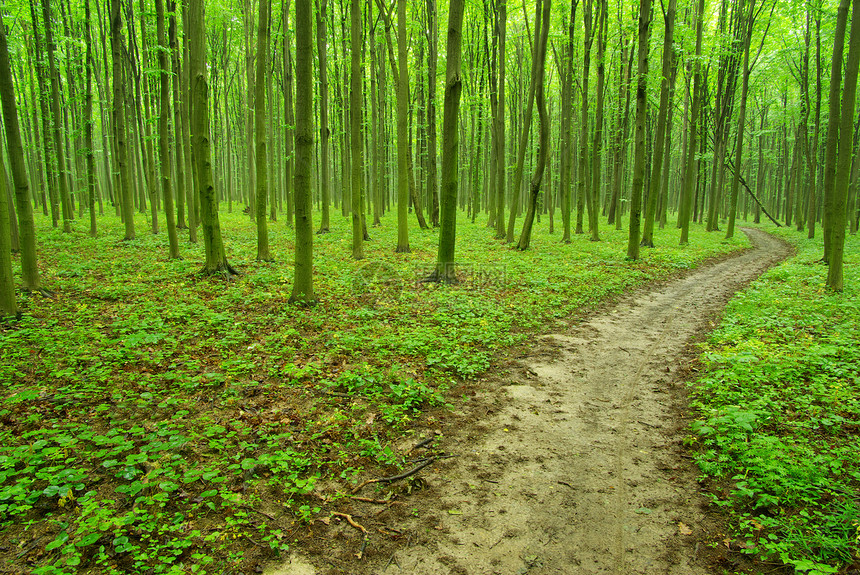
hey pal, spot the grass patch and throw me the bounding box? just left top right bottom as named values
left=1, top=207, right=746, bottom=573
left=688, top=226, right=860, bottom=575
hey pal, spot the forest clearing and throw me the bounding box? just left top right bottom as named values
left=2, top=0, right=860, bottom=571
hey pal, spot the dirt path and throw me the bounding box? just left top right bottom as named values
left=271, top=228, right=791, bottom=575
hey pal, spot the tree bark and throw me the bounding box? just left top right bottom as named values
left=350, top=0, right=365, bottom=259
left=626, top=0, right=651, bottom=260
left=290, top=0, right=316, bottom=303
left=516, top=0, right=551, bottom=251
left=255, top=0, right=273, bottom=260
left=641, top=0, right=676, bottom=247
left=826, top=0, right=860, bottom=291
left=189, top=0, right=234, bottom=275
left=679, top=0, right=705, bottom=245
left=317, top=0, right=331, bottom=233
left=431, top=0, right=465, bottom=282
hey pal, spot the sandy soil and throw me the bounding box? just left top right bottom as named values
left=267, top=228, right=791, bottom=575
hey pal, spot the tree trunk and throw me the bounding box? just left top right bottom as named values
left=641, top=0, right=676, bottom=247
left=395, top=0, right=410, bottom=252
left=678, top=0, right=705, bottom=245
left=255, top=0, right=273, bottom=260
left=427, top=0, right=439, bottom=227
left=493, top=0, right=507, bottom=240
left=84, top=0, right=97, bottom=238
left=110, top=0, right=135, bottom=240
left=826, top=0, right=860, bottom=291
left=432, top=0, right=465, bottom=281
left=626, top=0, right=651, bottom=260
left=290, top=0, right=316, bottom=304
left=350, top=0, right=365, bottom=259
left=283, top=0, right=295, bottom=226
left=188, top=0, right=234, bottom=275
left=155, top=0, right=179, bottom=257
left=822, top=0, right=850, bottom=264
left=505, top=0, right=543, bottom=243
left=516, top=0, right=551, bottom=251
left=42, top=0, right=74, bottom=233
left=316, top=0, right=331, bottom=233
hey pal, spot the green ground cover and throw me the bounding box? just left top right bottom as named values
left=689, top=226, right=860, bottom=575
left=0, top=209, right=746, bottom=574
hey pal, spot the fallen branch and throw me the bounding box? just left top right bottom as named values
left=351, top=458, right=436, bottom=494
left=723, top=159, right=782, bottom=227
left=409, top=435, right=438, bottom=452
left=332, top=512, right=369, bottom=559
left=351, top=495, right=395, bottom=504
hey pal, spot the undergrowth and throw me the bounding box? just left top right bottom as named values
left=1, top=207, right=746, bottom=573
left=688, top=226, right=860, bottom=575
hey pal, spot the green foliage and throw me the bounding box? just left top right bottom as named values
left=0, top=209, right=745, bottom=573
left=688, top=226, right=860, bottom=572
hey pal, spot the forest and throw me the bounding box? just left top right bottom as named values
left=0, top=0, right=859, bottom=571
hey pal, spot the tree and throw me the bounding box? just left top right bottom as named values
left=626, top=0, right=651, bottom=260
left=679, top=0, right=705, bottom=245
left=255, top=0, right=273, bottom=261
left=821, top=0, right=850, bottom=265
left=505, top=0, right=543, bottom=243
left=826, top=0, right=860, bottom=291
left=110, top=0, right=135, bottom=240
left=156, top=0, right=180, bottom=258
left=493, top=0, right=507, bottom=240
left=515, top=0, right=551, bottom=251
left=350, top=0, right=365, bottom=259
left=42, top=0, right=73, bottom=233
left=0, top=147, right=17, bottom=318
left=290, top=0, right=317, bottom=304
left=188, top=0, right=236, bottom=275
left=431, top=0, right=466, bottom=282
left=84, top=0, right=97, bottom=238
left=641, top=0, right=676, bottom=248
left=394, top=0, right=410, bottom=252
left=0, top=9, right=41, bottom=294
left=317, top=0, right=331, bottom=233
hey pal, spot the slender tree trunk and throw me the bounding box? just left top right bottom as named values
left=395, top=0, right=410, bottom=252
left=826, top=0, right=860, bottom=291
left=283, top=0, right=295, bottom=226
left=350, top=0, right=365, bottom=258
left=316, top=0, right=331, bottom=233
left=679, top=0, right=705, bottom=245
left=641, top=0, right=675, bottom=247
left=189, top=0, right=234, bottom=275
left=155, top=0, right=179, bottom=257
left=559, top=0, right=576, bottom=243
left=1, top=18, right=40, bottom=293
left=290, top=0, right=316, bottom=303
left=255, top=0, right=273, bottom=260
left=42, top=0, right=74, bottom=233
left=84, top=0, right=97, bottom=238
left=576, top=0, right=594, bottom=235
left=505, top=0, right=542, bottom=243
left=493, top=0, right=507, bottom=239
left=431, top=0, right=465, bottom=281
left=0, top=151, right=16, bottom=317
left=516, top=0, right=551, bottom=251
left=822, top=0, right=850, bottom=264
left=110, top=0, right=135, bottom=240
left=626, top=0, right=651, bottom=260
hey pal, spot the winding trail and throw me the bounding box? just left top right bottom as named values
left=273, top=228, right=791, bottom=575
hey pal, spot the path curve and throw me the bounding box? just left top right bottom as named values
left=274, top=228, right=791, bottom=575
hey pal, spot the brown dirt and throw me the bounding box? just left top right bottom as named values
left=266, top=228, right=792, bottom=575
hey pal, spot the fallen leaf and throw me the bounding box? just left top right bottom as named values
left=678, top=522, right=693, bottom=535
left=448, top=509, right=462, bottom=515
left=634, top=507, right=652, bottom=515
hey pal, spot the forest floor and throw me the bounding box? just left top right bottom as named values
left=274, top=228, right=792, bottom=575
